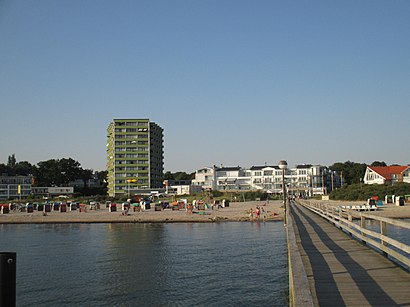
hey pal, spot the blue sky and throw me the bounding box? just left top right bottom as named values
left=1, top=0, right=409, bottom=172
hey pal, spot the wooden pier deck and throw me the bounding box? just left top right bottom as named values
left=290, top=201, right=410, bottom=307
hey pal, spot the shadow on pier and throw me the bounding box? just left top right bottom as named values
left=290, top=201, right=410, bottom=307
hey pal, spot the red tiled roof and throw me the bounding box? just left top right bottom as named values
left=368, top=166, right=409, bottom=180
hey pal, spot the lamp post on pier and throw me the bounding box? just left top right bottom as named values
left=278, top=160, right=288, bottom=227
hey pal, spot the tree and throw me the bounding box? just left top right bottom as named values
left=7, top=154, right=16, bottom=168
left=0, top=163, right=12, bottom=176
left=35, top=158, right=84, bottom=186
left=1, top=156, right=36, bottom=177
left=164, top=171, right=174, bottom=180
left=163, top=171, right=195, bottom=181
left=59, top=158, right=83, bottom=185
left=329, top=161, right=367, bottom=185
left=13, top=161, right=36, bottom=176
left=174, top=172, right=193, bottom=180
left=95, top=170, right=108, bottom=185
left=371, top=161, right=387, bottom=167
left=80, top=169, right=94, bottom=187
left=36, top=159, right=61, bottom=186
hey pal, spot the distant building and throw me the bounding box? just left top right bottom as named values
left=192, top=164, right=340, bottom=196
left=68, top=172, right=104, bottom=188
left=31, top=187, right=74, bottom=198
left=0, top=175, right=75, bottom=200
left=191, top=166, right=217, bottom=190
left=164, top=180, right=202, bottom=196
left=106, top=119, right=164, bottom=197
left=215, top=166, right=249, bottom=190
left=0, top=175, right=33, bottom=200
left=363, top=166, right=410, bottom=185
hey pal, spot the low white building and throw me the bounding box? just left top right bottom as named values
left=31, top=186, right=74, bottom=197
left=164, top=179, right=202, bottom=195
left=0, top=175, right=33, bottom=199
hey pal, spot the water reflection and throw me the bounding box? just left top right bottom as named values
left=0, top=222, right=288, bottom=306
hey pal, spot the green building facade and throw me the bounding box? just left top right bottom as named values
left=107, top=119, right=164, bottom=197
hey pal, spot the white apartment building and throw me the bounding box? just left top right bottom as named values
left=215, top=166, right=250, bottom=191
left=192, top=164, right=339, bottom=196
left=191, top=167, right=217, bottom=190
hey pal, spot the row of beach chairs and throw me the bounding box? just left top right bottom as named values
left=339, top=204, right=378, bottom=211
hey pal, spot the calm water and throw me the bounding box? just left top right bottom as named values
left=0, top=222, right=288, bottom=306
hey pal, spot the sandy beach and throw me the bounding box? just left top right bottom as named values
left=2, top=199, right=410, bottom=224
left=0, top=200, right=284, bottom=224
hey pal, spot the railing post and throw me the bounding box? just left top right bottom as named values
left=380, top=221, right=388, bottom=257
left=348, top=212, right=353, bottom=236
left=0, top=252, right=16, bottom=307
left=360, top=216, right=366, bottom=244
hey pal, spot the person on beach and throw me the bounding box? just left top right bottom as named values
left=122, top=207, right=129, bottom=216
left=249, top=208, right=254, bottom=220
left=256, top=207, right=260, bottom=220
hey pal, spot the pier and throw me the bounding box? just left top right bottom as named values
left=287, top=200, right=410, bottom=307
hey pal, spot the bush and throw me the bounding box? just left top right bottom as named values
left=211, top=190, right=223, bottom=198
left=330, top=183, right=410, bottom=201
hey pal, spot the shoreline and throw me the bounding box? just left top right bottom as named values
left=0, top=200, right=284, bottom=224
left=3, top=199, right=410, bottom=224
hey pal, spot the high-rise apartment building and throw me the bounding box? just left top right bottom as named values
left=107, top=119, right=164, bottom=197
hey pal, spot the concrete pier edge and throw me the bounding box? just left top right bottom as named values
left=286, top=202, right=314, bottom=307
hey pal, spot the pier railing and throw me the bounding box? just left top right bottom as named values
left=297, top=201, right=410, bottom=269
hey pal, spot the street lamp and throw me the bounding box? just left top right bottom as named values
left=278, top=160, right=288, bottom=226
left=126, top=179, right=138, bottom=198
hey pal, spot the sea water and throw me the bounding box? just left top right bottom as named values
left=0, top=222, right=288, bottom=306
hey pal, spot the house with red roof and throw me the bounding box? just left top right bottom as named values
left=363, top=165, right=410, bottom=185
